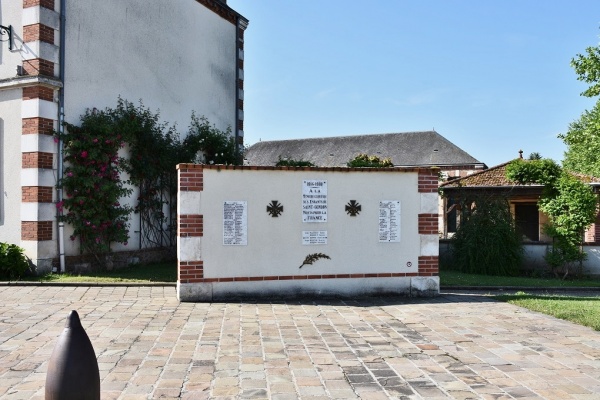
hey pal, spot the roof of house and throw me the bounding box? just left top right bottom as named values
left=244, top=131, right=486, bottom=168
left=440, top=159, right=600, bottom=190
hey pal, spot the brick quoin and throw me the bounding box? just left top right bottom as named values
left=178, top=214, right=203, bottom=237
left=178, top=167, right=204, bottom=191
left=22, top=186, right=53, bottom=203
left=418, top=256, right=439, bottom=276
left=178, top=261, right=204, bottom=283
left=22, top=59, right=55, bottom=77
left=23, top=86, right=55, bottom=102
left=21, top=221, right=53, bottom=241
left=418, top=213, right=438, bottom=234
left=22, top=118, right=55, bottom=135
left=23, top=24, right=55, bottom=44
left=23, top=0, right=54, bottom=9
left=22, top=152, right=53, bottom=169
left=418, top=169, right=439, bottom=193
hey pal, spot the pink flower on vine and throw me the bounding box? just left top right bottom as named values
left=67, top=172, right=73, bottom=177
left=56, top=201, right=64, bottom=211
left=93, top=138, right=98, bottom=143
left=124, top=242, right=128, bottom=246
left=95, top=237, right=101, bottom=243
left=69, top=235, right=75, bottom=241
left=85, top=221, right=91, bottom=226
left=81, top=151, right=88, bottom=158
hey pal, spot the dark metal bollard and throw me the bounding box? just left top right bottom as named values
left=45, top=310, right=100, bottom=400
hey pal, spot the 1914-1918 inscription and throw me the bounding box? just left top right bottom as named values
left=302, top=180, right=327, bottom=222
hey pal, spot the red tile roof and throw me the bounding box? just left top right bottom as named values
left=441, top=159, right=600, bottom=189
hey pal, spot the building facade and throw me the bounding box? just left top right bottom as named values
left=0, top=0, right=247, bottom=272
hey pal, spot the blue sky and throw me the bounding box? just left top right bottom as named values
left=228, top=1, right=600, bottom=167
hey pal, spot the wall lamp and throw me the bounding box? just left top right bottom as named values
left=0, top=25, right=13, bottom=51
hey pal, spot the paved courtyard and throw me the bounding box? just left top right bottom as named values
left=1, top=286, right=600, bottom=399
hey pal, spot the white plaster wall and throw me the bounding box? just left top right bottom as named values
left=0, top=90, right=23, bottom=246
left=0, top=2, right=23, bottom=79
left=63, top=0, right=237, bottom=134
left=199, top=169, right=421, bottom=278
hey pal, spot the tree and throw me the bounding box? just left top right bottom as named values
left=506, top=159, right=598, bottom=278
left=528, top=152, right=542, bottom=160
left=561, top=34, right=600, bottom=177
left=560, top=100, right=600, bottom=177
left=448, top=195, right=523, bottom=276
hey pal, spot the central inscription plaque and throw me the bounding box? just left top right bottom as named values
left=302, top=180, right=328, bottom=222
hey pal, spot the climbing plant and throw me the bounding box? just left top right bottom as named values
left=57, top=109, right=132, bottom=257
left=57, top=98, right=238, bottom=263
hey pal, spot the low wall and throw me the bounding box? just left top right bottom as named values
left=440, top=239, right=600, bottom=277
left=176, top=164, right=440, bottom=301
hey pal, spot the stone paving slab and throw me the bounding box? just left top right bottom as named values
left=1, top=286, right=600, bottom=399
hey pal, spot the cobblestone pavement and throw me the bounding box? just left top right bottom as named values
left=1, top=286, right=600, bottom=399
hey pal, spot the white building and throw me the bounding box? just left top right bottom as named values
left=0, top=0, right=247, bottom=272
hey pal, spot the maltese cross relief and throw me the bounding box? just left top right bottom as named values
left=345, top=200, right=361, bottom=216
left=267, top=200, right=284, bottom=217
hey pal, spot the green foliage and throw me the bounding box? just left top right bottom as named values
left=183, top=114, right=239, bottom=165
left=275, top=156, right=315, bottom=167
left=528, top=152, right=542, bottom=160
left=58, top=110, right=133, bottom=256
left=347, top=153, right=393, bottom=168
left=571, top=40, right=600, bottom=98
left=108, top=99, right=185, bottom=249
left=450, top=196, right=523, bottom=276
left=57, top=98, right=237, bottom=260
left=505, top=158, right=562, bottom=186
left=506, top=160, right=598, bottom=277
left=0, top=243, right=30, bottom=280
left=560, top=99, right=600, bottom=177
left=561, top=33, right=600, bottom=177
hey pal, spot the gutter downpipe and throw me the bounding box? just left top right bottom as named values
left=234, top=16, right=240, bottom=162
left=56, top=0, right=66, bottom=273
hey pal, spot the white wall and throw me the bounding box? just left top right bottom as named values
left=0, top=2, right=23, bottom=78
left=59, top=0, right=239, bottom=258
left=63, top=0, right=237, bottom=133
left=0, top=90, right=23, bottom=246
left=202, top=170, right=420, bottom=277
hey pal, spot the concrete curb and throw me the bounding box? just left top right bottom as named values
left=0, top=281, right=176, bottom=287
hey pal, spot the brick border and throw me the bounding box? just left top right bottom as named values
left=20, top=0, right=58, bottom=243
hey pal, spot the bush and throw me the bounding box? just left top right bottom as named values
left=450, top=196, right=523, bottom=276
left=0, top=243, right=30, bottom=280
left=347, top=153, right=393, bottom=168
left=275, top=156, right=315, bottom=167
